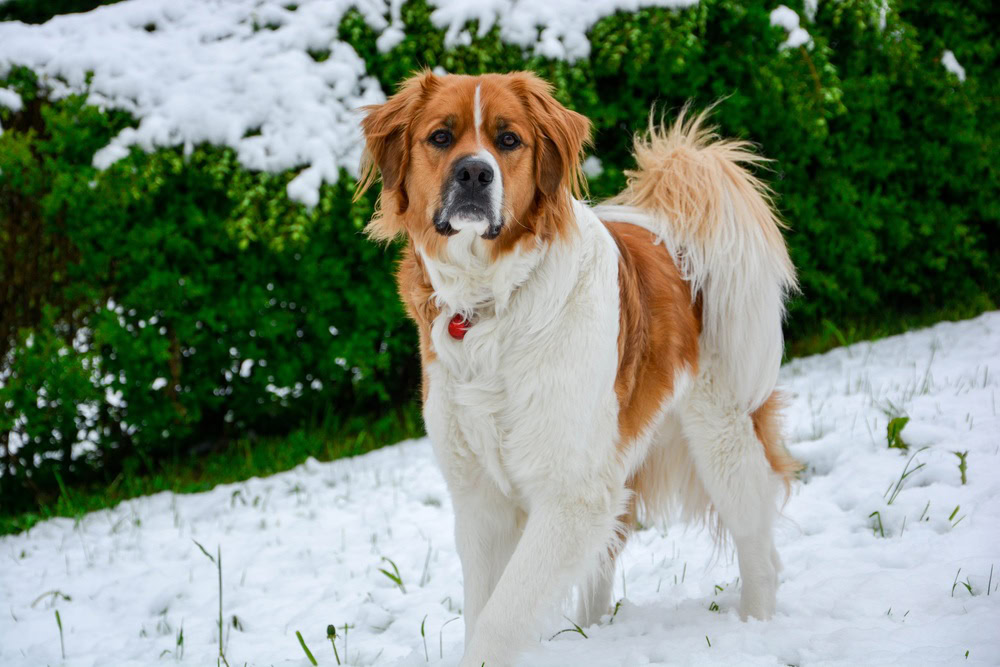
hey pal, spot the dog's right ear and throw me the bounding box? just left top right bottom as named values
left=354, top=71, right=439, bottom=208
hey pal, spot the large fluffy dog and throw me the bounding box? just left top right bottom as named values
left=357, top=71, right=798, bottom=666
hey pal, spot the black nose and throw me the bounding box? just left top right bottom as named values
left=454, top=158, right=494, bottom=191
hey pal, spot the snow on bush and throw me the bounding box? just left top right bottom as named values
left=429, top=0, right=696, bottom=59
left=0, top=84, right=22, bottom=134
left=769, top=4, right=810, bottom=49
left=941, top=49, right=966, bottom=82
left=0, top=85, right=21, bottom=110
left=0, top=0, right=386, bottom=207
left=0, top=0, right=698, bottom=206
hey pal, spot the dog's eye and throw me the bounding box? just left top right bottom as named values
left=498, top=132, right=521, bottom=150
left=429, top=130, right=452, bottom=147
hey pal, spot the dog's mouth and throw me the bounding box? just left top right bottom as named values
left=433, top=203, right=503, bottom=240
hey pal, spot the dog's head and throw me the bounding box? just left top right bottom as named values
left=356, top=71, right=591, bottom=256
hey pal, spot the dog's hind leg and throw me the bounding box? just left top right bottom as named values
left=678, top=363, right=784, bottom=620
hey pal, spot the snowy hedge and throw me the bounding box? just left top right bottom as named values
left=1, top=0, right=997, bottom=510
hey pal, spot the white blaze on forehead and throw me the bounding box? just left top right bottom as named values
left=474, top=83, right=483, bottom=145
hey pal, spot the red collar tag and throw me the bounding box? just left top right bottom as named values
left=448, top=313, right=471, bottom=340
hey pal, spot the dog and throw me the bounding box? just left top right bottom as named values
left=356, top=71, right=798, bottom=666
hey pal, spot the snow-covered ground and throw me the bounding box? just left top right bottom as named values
left=2, top=312, right=999, bottom=666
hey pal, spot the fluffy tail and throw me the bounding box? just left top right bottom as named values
left=596, top=107, right=797, bottom=411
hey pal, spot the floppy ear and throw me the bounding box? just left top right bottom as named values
left=354, top=71, right=439, bottom=209
left=513, top=73, right=592, bottom=200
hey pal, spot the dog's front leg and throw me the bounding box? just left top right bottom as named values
left=459, top=487, right=620, bottom=667
left=451, top=479, right=520, bottom=647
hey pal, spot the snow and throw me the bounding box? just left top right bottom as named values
left=877, top=0, right=889, bottom=31
left=0, top=0, right=699, bottom=206
left=0, top=85, right=22, bottom=135
left=770, top=5, right=810, bottom=50
left=0, top=86, right=21, bottom=110
left=583, top=155, right=604, bottom=178
left=3, top=312, right=999, bottom=666
left=941, top=50, right=967, bottom=82
left=801, top=0, right=818, bottom=22
left=427, top=0, right=698, bottom=61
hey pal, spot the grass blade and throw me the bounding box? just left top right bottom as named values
left=326, top=624, right=340, bottom=665
left=55, top=609, right=65, bottom=659
left=421, top=614, right=428, bottom=662
left=296, top=630, right=318, bottom=666
left=192, top=539, right=215, bottom=563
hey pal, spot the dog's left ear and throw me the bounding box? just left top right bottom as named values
left=512, top=73, right=592, bottom=199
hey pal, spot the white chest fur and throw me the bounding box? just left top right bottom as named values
left=420, top=202, right=625, bottom=499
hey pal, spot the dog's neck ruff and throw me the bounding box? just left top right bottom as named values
left=419, top=226, right=547, bottom=318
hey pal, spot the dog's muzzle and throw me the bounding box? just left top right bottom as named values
left=433, top=155, right=503, bottom=239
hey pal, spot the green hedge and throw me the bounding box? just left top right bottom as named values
left=1, top=0, right=997, bottom=512
left=0, top=70, right=419, bottom=512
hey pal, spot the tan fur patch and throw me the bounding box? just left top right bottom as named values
left=752, top=391, right=801, bottom=493
left=605, top=221, right=700, bottom=449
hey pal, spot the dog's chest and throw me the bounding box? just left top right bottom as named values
left=419, top=204, right=623, bottom=497
left=425, top=302, right=562, bottom=497
left=421, top=246, right=583, bottom=495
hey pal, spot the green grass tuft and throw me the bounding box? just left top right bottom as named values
left=886, top=417, right=910, bottom=452
left=378, top=556, right=407, bottom=594
left=296, top=630, right=318, bottom=666
left=885, top=448, right=928, bottom=505
left=869, top=511, right=885, bottom=538
left=549, top=616, right=588, bottom=641
left=953, top=451, right=969, bottom=485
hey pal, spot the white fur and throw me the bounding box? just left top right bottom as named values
left=473, top=83, right=483, bottom=144
left=677, top=358, right=784, bottom=620
left=419, top=193, right=788, bottom=664
left=476, top=148, right=504, bottom=232
left=448, top=215, right=490, bottom=236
